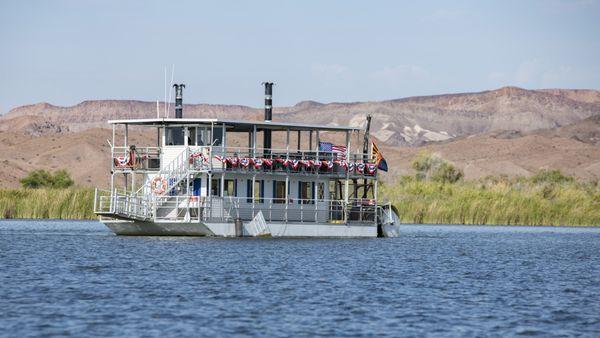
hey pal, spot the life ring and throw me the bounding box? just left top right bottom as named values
left=151, top=177, right=167, bottom=194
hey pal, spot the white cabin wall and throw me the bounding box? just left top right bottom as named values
left=161, top=146, right=186, bottom=170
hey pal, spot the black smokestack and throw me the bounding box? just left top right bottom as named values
left=173, top=84, right=185, bottom=118
left=263, top=82, right=273, bottom=151
left=263, top=82, right=273, bottom=121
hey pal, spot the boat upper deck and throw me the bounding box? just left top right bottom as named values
left=107, top=118, right=362, bottom=132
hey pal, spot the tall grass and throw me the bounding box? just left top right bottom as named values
left=0, top=188, right=95, bottom=220
left=380, top=176, right=600, bottom=226
left=1, top=175, right=599, bottom=226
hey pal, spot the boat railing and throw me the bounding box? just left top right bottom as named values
left=94, top=188, right=154, bottom=220
left=112, top=146, right=161, bottom=171
left=95, top=187, right=377, bottom=225
left=187, top=145, right=377, bottom=177
left=153, top=195, right=376, bottom=224
left=376, top=202, right=395, bottom=225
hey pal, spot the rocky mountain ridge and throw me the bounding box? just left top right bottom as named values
left=3, top=87, right=600, bottom=146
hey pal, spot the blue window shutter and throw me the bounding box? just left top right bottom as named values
left=247, top=179, right=252, bottom=203
left=193, top=178, right=201, bottom=196
left=234, top=179, right=237, bottom=197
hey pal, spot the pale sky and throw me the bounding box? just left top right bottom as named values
left=1, top=0, right=599, bottom=113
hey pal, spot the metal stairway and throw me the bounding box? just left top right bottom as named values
left=136, top=147, right=191, bottom=197
left=95, top=148, right=193, bottom=221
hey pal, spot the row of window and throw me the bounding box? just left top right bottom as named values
left=165, top=127, right=223, bottom=146
left=202, top=178, right=325, bottom=204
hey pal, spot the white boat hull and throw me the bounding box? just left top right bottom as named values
left=102, top=219, right=381, bottom=238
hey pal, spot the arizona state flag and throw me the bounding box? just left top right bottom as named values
left=371, top=142, right=388, bottom=172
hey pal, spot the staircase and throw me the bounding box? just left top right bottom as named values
left=136, top=147, right=191, bottom=197
left=95, top=147, right=194, bottom=222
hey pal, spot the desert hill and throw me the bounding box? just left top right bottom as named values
left=1, top=86, right=599, bottom=188
left=3, top=86, right=600, bottom=145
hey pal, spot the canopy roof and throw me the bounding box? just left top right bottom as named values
left=107, top=118, right=362, bottom=132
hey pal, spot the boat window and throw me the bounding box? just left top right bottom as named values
left=298, top=181, right=315, bottom=204
left=224, top=179, right=237, bottom=197
left=210, top=178, right=221, bottom=196
left=165, top=127, right=185, bottom=146
left=212, top=126, right=223, bottom=146
left=195, top=127, right=208, bottom=146
left=246, top=179, right=264, bottom=203
left=187, top=127, right=196, bottom=145
left=273, top=181, right=286, bottom=204
left=317, top=182, right=325, bottom=201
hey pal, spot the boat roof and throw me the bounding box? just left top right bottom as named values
left=107, top=118, right=362, bottom=132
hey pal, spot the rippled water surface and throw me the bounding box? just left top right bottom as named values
left=1, top=220, right=599, bottom=337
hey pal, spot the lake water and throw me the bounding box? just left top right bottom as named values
left=1, top=220, right=599, bottom=337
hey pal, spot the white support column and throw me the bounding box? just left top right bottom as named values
left=252, top=174, right=256, bottom=217
left=131, top=172, right=136, bottom=195
left=208, top=173, right=212, bottom=199
left=286, top=129, right=290, bottom=158
left=110, top=172, right=114, bottom=193
left=221, top=123, right=227, bottom=173
left=344, top=131, right=350, bottom=204
left=124, top=124, right=128, bottom=149
left=315, top=130, right=320, bottom=161
left=111, top=124, right=116, bottom=176
left=207, top=173, right=212, bottom=218
left=248, top=131, right=252, bottom=155
left=209, top=123, right=218, bottom=171
left=221, top=173, right=225, bottom=197
left=157, top=126, right=161, bottom=148
left=252, top=125, right=257, bottom=157
left=285, top=175, right=289, bottom=223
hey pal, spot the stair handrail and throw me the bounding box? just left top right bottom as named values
left=135, top=147, right=189, bottom=197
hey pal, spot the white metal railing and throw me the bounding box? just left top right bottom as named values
left=377, top=202, right=395, bottom=225
left=94, top=188, right=377, bottom=225
left=188, top=145, right=376, bottom=177
left=94, top=188, right=154, bottom=220
left=112, top=146, right=160, bottom=171
left=111, top=144, right=376, bottom=178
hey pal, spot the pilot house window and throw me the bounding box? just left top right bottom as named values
left=165, top=127, right=185, bottom=145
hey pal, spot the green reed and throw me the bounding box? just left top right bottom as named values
left=380, top=176, right=600, bottom=226
left=0, top=188, right=95, bottom=220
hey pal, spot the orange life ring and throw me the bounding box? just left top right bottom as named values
left=151, top=177, right=167, bottom=194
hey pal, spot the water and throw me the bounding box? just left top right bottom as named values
left=1, top=220, right=600, bottom=337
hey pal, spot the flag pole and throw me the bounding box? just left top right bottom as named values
left=362, top=114, right=372, bottom=198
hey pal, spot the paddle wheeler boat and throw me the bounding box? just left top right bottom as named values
left=94, top=83, right=400, bottom=237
